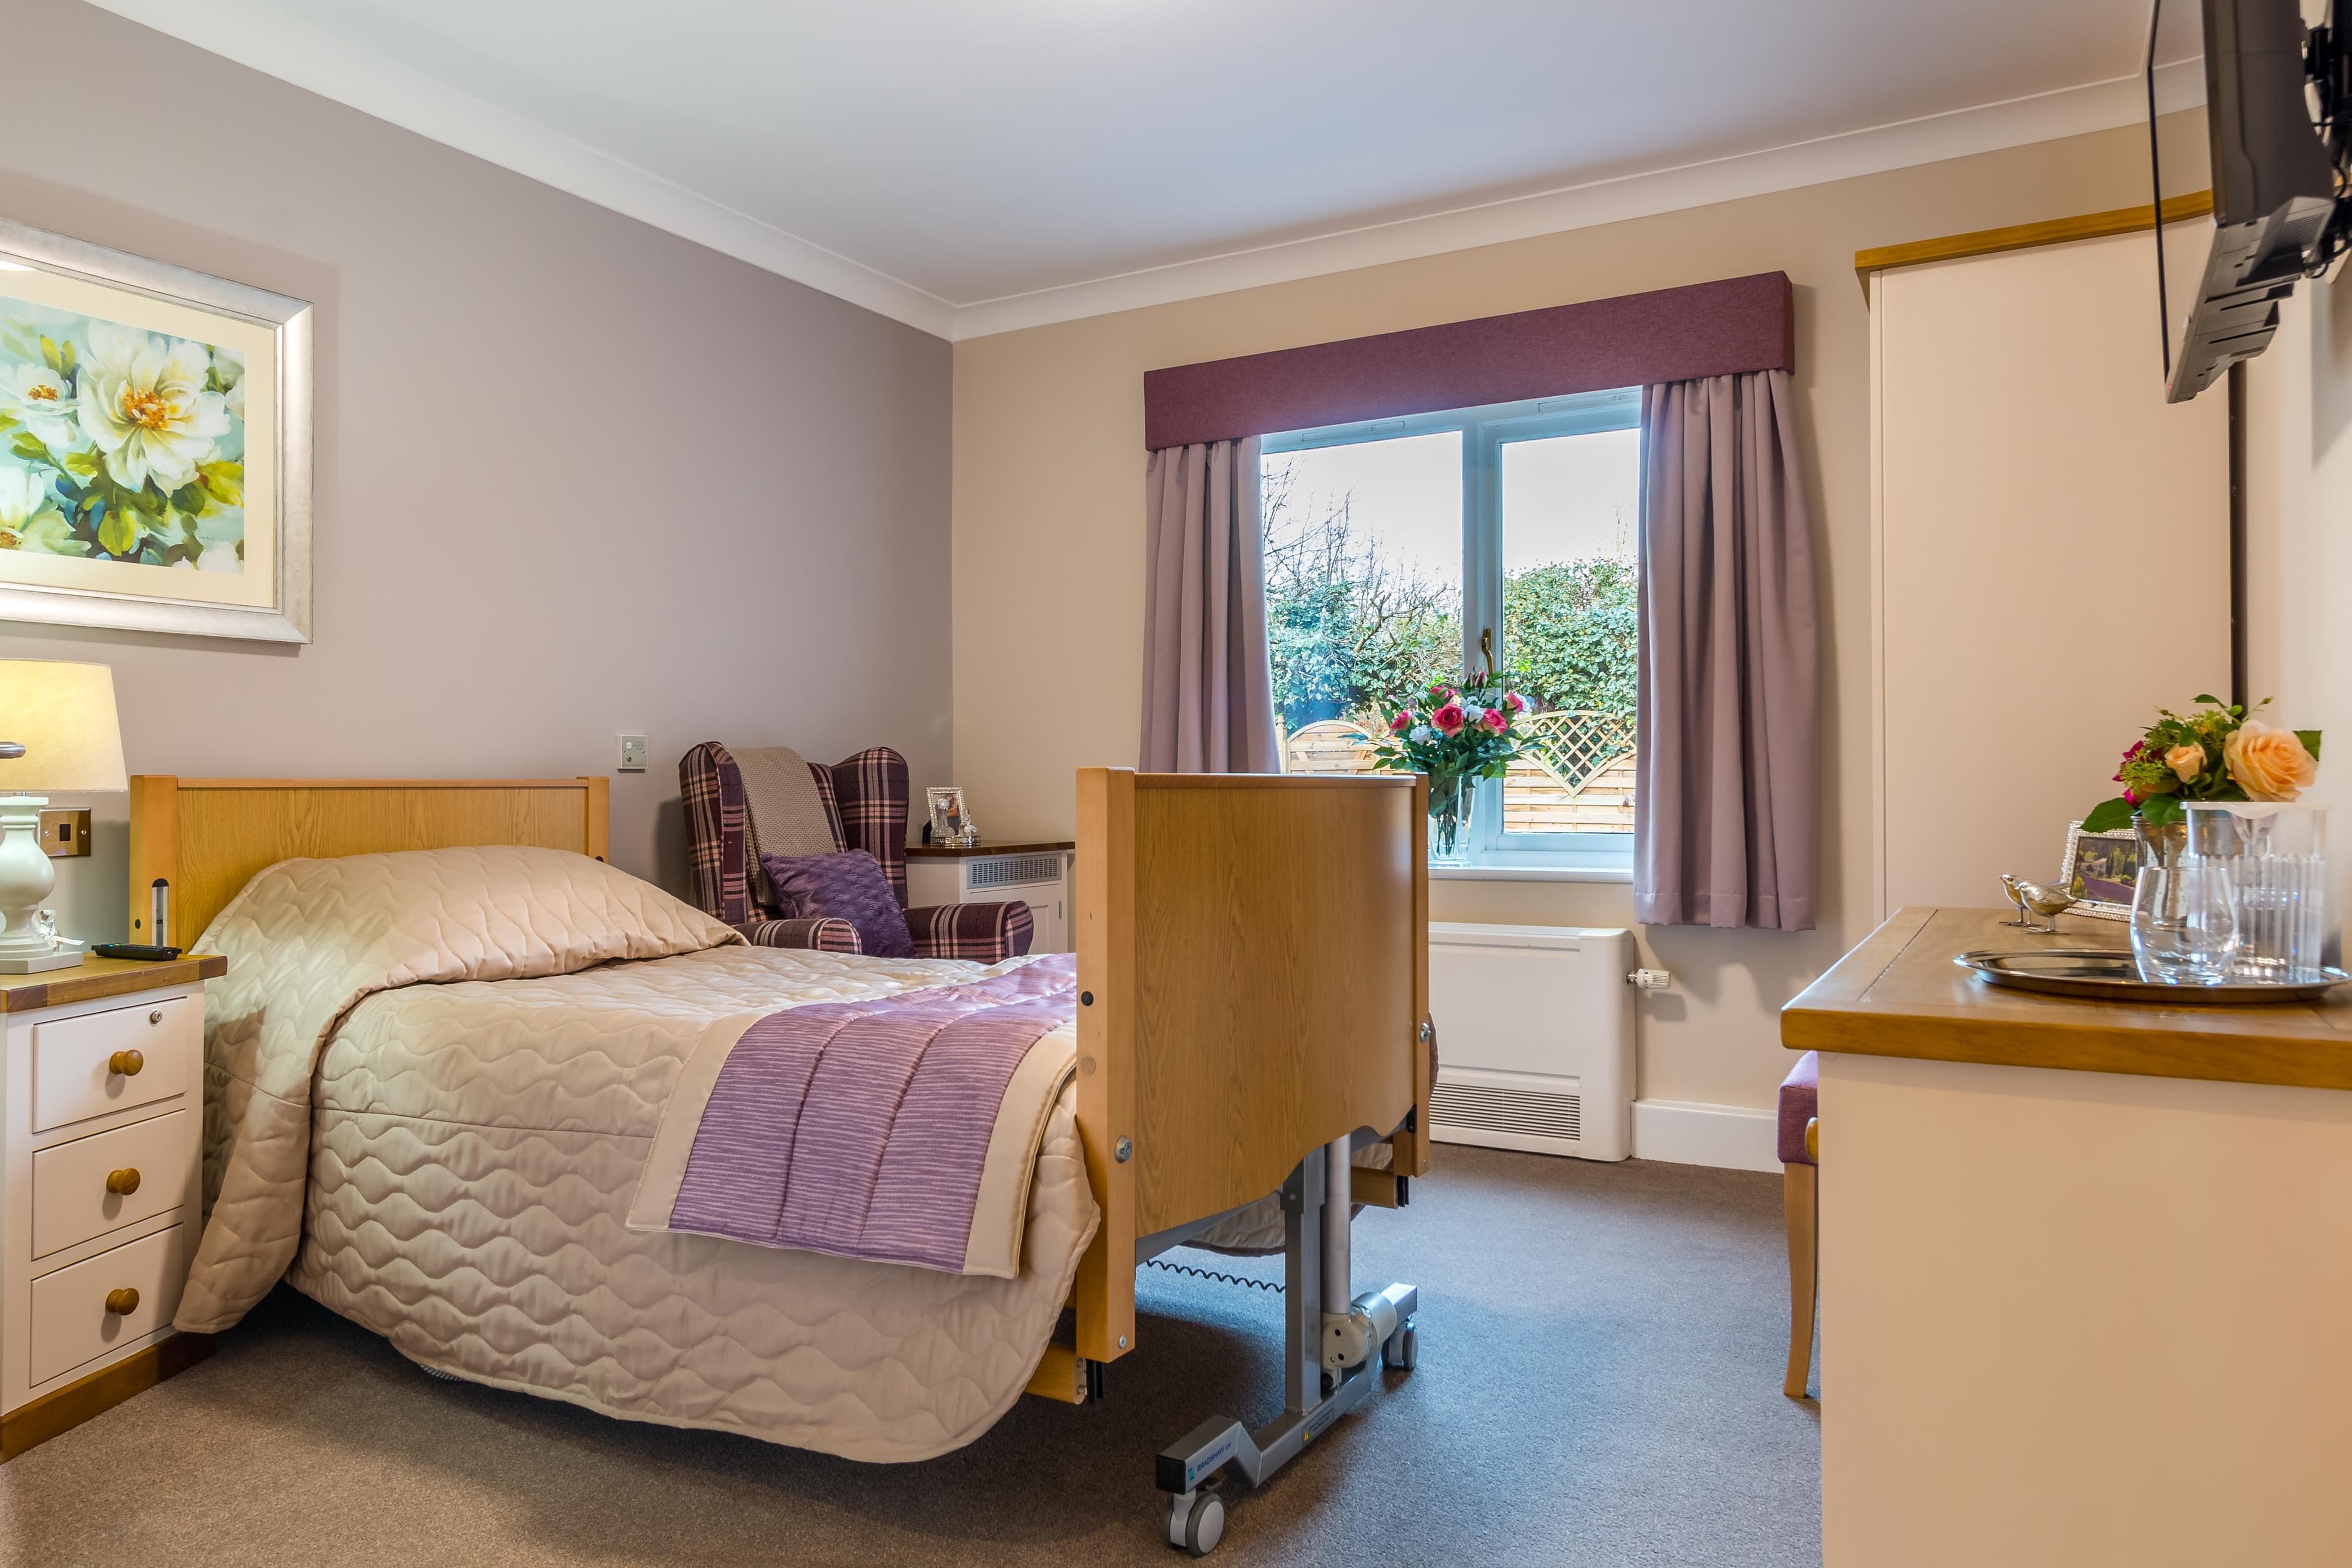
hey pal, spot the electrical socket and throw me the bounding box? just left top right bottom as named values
left=616, top=734, right=649, bottom=773
left=38, top=807, right=90, bottom=858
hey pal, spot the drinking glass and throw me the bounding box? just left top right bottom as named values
left=2131, top=813, right=2239, bottom=984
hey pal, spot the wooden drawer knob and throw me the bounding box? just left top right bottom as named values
left=104, top=1287, right=139, bottom=1316
left=105, top=1167, right=141, bottom=1196
left=108, top=1049, right=144, bottom=1077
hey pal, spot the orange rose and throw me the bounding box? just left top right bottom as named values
left=2223, top=720, right=2318, bottom=802
left=2164, top=744, right=2206, bottom=785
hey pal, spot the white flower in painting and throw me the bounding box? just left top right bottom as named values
left=0, top=468, right=84, bottom=555
left=153, top=506, right=243, bottom=575
left=212, top=348, right=245, bottom=420
left=1409, top=725, right=1434, bottom=744
left=78, top=323, right=227, bottom=492
left=190, top=504, right=241, bottom=574
left=0, top=360, right=78, bottom=448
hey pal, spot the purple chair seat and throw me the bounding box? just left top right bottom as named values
left=1778, top=1050, right=1819, bottom=1166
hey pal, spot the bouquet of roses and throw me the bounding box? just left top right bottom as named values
left=1368, top=677, right=1534, bottom=780
left=2081, top=695, right=2321, bottom=832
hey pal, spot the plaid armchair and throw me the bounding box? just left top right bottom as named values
left=680, top=742, right=1033, bottom=962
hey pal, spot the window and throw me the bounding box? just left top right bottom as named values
left=1262, top=388, right=1640, bottom=872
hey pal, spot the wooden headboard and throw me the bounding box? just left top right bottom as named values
left=127, top=776, right=610, bottom=948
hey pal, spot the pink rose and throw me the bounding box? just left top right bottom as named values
left=1479, top=708, right=1507, bottom=734
left=1503, top=692, right=1526, bottom=713
left=1390, top=711, right=1414, bottom=733
left=2224, top=719, right=2319, bottom=802
left=1431, top=704, right=1465, bottom=736
left=2163, top=744, right=2205, bottom=785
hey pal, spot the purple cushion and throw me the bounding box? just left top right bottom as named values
left=760, top=850, right=914, bottom=959
left=1777, top=1050, right=1819, bottom=1166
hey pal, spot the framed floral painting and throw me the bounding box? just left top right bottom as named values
left=0, top=218, right=310, bottom=642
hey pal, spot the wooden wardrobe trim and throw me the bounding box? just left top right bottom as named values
left=1853, top=189, right=2215, bottom=294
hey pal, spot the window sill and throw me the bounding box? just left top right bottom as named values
left=1429, top=864, right=1634, bottom=884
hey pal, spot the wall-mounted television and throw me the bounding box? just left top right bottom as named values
left=2155, top=0, right=2349, bottom=401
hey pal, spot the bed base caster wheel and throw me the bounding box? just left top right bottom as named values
left=1166, top=1488, right=1225, bottom=1556
left=1383, top=1319, right=1418, bottom=1371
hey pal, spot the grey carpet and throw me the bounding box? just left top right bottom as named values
left=0, top=1147, right=1819, bottom=1567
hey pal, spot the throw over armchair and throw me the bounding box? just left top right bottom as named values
left=680, top=742, right=1033, bottom=963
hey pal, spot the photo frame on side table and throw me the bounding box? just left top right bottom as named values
left=2059, top=820, right=2143, bottom=921
left=926, top=785, right=974, bottom=845
left=0, top=217, right=311, bottom=643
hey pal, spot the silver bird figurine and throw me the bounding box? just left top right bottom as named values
left=2000, top=873, right=2076, bottom=933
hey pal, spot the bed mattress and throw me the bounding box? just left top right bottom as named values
left=285, top=943, right=1098, bottom=1461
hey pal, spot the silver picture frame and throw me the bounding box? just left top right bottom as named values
left=2058, top=820, right=2141, bottom=922
left=0, top=217, right=311, bottom=643
left=925, top=785, right=973, bottom=845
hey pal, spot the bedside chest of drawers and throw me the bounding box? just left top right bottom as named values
left=905, top=842, right=1076, bottom=953
left=1, top=954, right=226, bottom=1460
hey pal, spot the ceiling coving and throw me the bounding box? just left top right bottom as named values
left=85, top=0, right=2209, bottom=337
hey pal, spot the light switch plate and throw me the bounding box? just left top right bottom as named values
left=38, top=808, right=90, bottom=859
left=617, top=734, right=649, bottom=773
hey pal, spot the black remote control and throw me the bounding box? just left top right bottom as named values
left=91, top=943, right=181, bottom=961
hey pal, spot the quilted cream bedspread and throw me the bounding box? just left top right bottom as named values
left=185, top=846, right=1099, bottom=1460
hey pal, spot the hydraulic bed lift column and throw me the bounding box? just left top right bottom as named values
left=1155, top=1134, right=1420, bottom=1557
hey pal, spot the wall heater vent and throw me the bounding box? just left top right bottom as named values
left=967, top=854, right=1065, bottom=889
left=1430, top=1079, right=1582, bottom=1143
left=1428, top=923, right=1634, bottom=1161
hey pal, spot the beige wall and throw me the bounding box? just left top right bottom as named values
left=953, top=114, right=2210, bottom=1114
left=5, top=0, right=952, bottom=941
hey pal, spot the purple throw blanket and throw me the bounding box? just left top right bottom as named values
left=631, top=954, right=1080, bottom=1275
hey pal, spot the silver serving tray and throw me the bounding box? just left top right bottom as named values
left=1956, top=949, right=2351, bottom=1004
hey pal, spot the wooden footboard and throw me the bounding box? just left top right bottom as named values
left=1071, top=769, right=1430, bottom=1366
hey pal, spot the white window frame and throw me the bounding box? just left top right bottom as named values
left=1263, top=386, right=1641, bottom=875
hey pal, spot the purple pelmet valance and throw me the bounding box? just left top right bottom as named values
left=1142, top=272, right=1795, bottom=450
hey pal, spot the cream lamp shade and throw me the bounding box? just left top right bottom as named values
left=0, top=660, right=128, bottom=794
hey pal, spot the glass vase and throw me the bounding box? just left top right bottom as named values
left=2182, top=802, right=2329, bottom=982
left=2130, top=812, right=2237, bottom=984
left=1428, top=774, right=1472, bottom=865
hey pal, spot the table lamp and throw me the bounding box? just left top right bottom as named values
left=0, top=660, right=127, bottom=973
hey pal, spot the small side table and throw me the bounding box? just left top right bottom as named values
left=1, top=952, right=227, bottom=1461
left=905, top=842, right=1076, bottom=954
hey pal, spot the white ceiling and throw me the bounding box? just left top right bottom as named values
left=84, top=0, right=2210, bottom=338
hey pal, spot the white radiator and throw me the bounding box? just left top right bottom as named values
left=1427, top=923, right=1634, bottom=1162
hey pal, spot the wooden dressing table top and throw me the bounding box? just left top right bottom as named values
left=1782, top=907, right=2352, bottom=1091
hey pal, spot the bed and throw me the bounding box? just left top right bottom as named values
left=129, top=768, right=1429, bottom=1552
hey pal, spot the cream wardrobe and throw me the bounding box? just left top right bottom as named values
left=1869, top=219, right=2231, bottom=915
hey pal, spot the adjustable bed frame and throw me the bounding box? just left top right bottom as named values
left=129, top=766, right=1432, bottom=1558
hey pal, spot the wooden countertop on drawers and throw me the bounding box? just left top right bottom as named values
left=1782, top=908, right=2352, bottom=1090
left=0, top=956, right=225, bottom=1014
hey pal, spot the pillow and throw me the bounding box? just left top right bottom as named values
left=760, top=849, right=915, bottom=959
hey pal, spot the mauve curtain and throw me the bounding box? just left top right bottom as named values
left=1635, top=369, right=1819, bottom=930
left=1139, top=437, right=1280, bottom=774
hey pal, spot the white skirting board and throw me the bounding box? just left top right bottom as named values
left=1629, top=1099, right=1780, bottom=1173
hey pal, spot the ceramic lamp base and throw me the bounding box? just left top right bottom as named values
left=0, top=793, right=70, bottom=970
left=0, top=940, right=84, bottom=974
